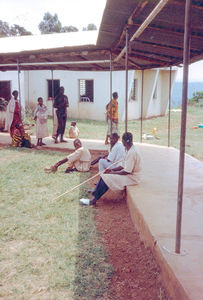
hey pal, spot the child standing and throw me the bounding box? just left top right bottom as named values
left=34, top=97, right=49, bottom=146
left=69, top=121, right=79, bottom=139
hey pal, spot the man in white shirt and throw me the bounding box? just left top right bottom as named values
left=45, top=139, right=91, bottom=173
left=99, top=133, right=125, bottom=172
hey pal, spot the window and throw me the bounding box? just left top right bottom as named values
left=79, top=79, right=94, bottom=102
left=0, top=81, right=11, bottom=101
left=130, top=79, right=137, bottom=101
left=47, top=79, right=60, bottom=99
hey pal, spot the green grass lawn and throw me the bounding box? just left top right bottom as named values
left=0, top=147, right=112, bottom=299
left=1, top=105, right=202, bottom=299
left=44, top=105, right=203, bottom=161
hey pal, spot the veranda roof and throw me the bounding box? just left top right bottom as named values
left=0, top=0, right=202, bottom=71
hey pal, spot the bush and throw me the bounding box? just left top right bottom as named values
left=188, top=91, right=203, bottom=104
left=0, top=97, right=8, bottom=111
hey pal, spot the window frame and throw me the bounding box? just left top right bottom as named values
left=78, top=79, right=94, bottom=103
left=130, top=78, right=138, bottom=101
left=47, top=79, right=60, bottom=100
left=0, top=80, right=11, bottom=101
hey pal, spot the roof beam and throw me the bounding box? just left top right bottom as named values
left=114, top=0, right=150, bottom=50
left=131, top=23, right=203, bottom=39
left=114, top=0, right=169, bottom=62
left=0, top=60, right=110, bottom=68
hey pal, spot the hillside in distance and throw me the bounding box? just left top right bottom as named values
left=171, top=81, right=203, bottom=107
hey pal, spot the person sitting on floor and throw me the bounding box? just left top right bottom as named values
left=80, top=132, right=142, bottom=205
left=12, top=123, right=32, bottom=148
left=45, top=138, right=91, bottom=173
left=99, top=133, right=125, bottom=172
left=69, top=121, right=79, bottom=139
left=91, top=133, right=125, bottom=171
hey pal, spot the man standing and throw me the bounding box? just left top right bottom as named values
left=53, top=86, right=69, bottom=143
left=105, top=92, right=119, bottom=145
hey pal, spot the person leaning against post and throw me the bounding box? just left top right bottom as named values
left=80, top=132, right=142, bottom=206
left=105, top=91, right=119, bottom=145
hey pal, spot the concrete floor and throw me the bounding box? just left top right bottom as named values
left=0, top=132, right=110, bottom=153
left=1, top=132, right=203, bottom=299
left=127, top=143, right=203, bottom=300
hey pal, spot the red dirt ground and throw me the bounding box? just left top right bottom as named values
left=94, top=196, right=171, bottom=300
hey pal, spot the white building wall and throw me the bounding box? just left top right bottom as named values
left=24, top=70, right=134, bottom=121
left=147, top=69, right=177, bottom=118
left=0, top=70, right=25, bottom=111
left=2, top=68, right=177, bottom=122
left=159, top=69, right=177, bottom=115
left=128, top=70, right=145, bottom=120
left=145, top=69, right=160, bottom=118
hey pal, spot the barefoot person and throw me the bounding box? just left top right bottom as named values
left=45, top=139, right=91, bottom=173
left=80, top=132, right=142, bottom=206
left=53, top=86, right=69, bottom=143
left=34, top=97, right=49, bottom=146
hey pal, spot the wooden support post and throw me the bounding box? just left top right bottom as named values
left=51, top=69, right=54, bottom=124
left=175, top=0, right=191, bottom=254
left=140, top=70, right=144, bottom=143
left=110, top=52, right=113, bottom=136
left=17, top=59, right=22, bottom=120
left=168, top=66, right=172, bottom=147
left=125, top=29, right=129, bottom=133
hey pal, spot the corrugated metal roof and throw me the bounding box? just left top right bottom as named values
left=97, top=0, right=203, bottom=69
left=0, top=0, right=202, bottom=71
left=0, top=31, right=98, bottom=53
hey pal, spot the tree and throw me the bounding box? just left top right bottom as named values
left=61, top=26, right=78, bottom=33
left=0, top=20, right=32, bottom=37
left=82, top=23, right=97, bottom=31
left=10, top=24, right=32, bottom=36
left=38, top=12, right=62, bottom=34
left=189, top=91, right=203, bottom=103
left=0, top=20, right=11, bottom=37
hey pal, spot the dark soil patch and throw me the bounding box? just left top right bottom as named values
left=89, top=172, right=170, bottom=299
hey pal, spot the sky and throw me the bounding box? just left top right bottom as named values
left=0, top=0, right=202, bottom=82
left=176, top=60, right=203, bottom=82
left=0, top=0, right=107, bottom=33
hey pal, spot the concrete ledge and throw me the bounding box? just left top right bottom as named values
left=126, top=143, right=203, bottom=300
left=127, top=188, right=189, bottom=300
left=0, top=132, right=109, bottom=155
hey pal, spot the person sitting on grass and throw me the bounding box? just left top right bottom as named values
left=45, top=139, right=91, bottom=174
left=80, top=132, right=142, bottom=206
left=69, top=121, right=79, bottom=139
